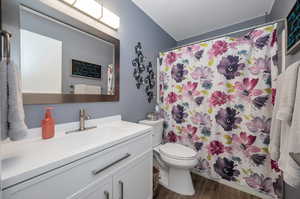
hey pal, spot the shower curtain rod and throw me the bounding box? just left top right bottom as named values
left=161, top=18, right=286, bottom=53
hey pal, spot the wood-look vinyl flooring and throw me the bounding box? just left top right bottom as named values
left=157, top=175, right=261, bottom=199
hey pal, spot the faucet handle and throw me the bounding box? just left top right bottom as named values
left=85, top=113, right=91, bottom=120
left=80, top=108, right=91, bottom=120
left=80, top=108, right=85, bottom=117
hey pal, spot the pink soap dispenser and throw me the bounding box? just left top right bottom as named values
left=41, top=107, right=55, bottom=139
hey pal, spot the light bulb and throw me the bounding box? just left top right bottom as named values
left=100, top=7, right=120, bottom=29
left=74, top=0, right=102, bottom=19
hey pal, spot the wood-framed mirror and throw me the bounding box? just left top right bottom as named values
left=2, top=0, right=120, bottom=104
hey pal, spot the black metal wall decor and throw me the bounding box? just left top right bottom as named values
left=132, top=42, right=155, bottom=103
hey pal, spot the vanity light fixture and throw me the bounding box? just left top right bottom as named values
left=60, top=0, right=120, bottom=30
left=61, top=0, right=76, bottom=5
left=100, top=7, right=120, bottom=29
left=73, top=0, right=103, bottom=19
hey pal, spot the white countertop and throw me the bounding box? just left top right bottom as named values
left=1, top=115, right=152, bottom=189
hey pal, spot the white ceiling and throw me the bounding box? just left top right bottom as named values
left=132, top=0, right=276, bottom=41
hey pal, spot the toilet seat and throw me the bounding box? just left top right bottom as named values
left=159, top=143, right=197, bottom=160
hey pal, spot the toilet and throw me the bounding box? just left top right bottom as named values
left=139, top=119, right=198, bottom=196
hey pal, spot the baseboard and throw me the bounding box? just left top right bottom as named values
left=191, top=170, right=273, bottom=199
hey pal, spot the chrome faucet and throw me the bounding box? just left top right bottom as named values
left=65, top=108, right=96, bottom=134
left=79, top=108, right=91, bottom=131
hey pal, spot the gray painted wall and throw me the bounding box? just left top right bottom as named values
left=23, top=0, right=176, bottom=128
left=21, top=9, right=113, bottom=94
left=176, top=16, right=267, bottom=46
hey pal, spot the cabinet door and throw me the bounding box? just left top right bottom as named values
left=69, top=176, right=112, bottom=199
left=113, top=152, right=152, bottom=199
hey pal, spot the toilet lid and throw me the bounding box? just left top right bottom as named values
left=159, top=143, right=197, bottom=160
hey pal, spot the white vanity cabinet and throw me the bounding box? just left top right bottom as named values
left=113, top=153, right=153, bottom=199
left=71, top=152, right=153, bottom=199
left=70, top=176, right=113, bottom=199
left=3, top=132, right=153, bottom=199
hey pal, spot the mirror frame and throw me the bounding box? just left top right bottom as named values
left=2, top=0, right=120, bottom=104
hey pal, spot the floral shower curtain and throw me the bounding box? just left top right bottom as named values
left=159, top=24, right=281, bottom=198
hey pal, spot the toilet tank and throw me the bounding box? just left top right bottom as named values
left=139, top=119, right=164, bottom=147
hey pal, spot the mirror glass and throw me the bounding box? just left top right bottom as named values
left=20, top=7, right=115, bottom=96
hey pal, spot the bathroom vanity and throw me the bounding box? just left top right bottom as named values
left=2, top=116, right=153, bottom=199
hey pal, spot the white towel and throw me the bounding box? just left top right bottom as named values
left=1, top=59, right=27, bottom=141
left=287, top=62, right=300, bottom=157
left=73, top=84, right=101, bottom=95
left=269, top=63, right=300, bottom=162
left=269, top=74, right=284, bottom=161
left=85, top=85, right=101, bottom=95
left=73, top=84, right=86, bottom=94
left=0, top=59, right=8, bottom=140
left=275, top=61, right=300, bottom=188
left=277, top=62, right=300, bottom=124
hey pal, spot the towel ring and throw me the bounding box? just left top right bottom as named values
left=1, top=30, right=12, bottom=64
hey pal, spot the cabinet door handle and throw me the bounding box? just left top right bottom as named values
left=119, top=181, right=124, bottom=199
left=104, top=191, right=110, bottom=199
left=92, top=153, right=131, bottom=175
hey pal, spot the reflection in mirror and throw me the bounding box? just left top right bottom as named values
left=20, top=6, right=115, bottom=96
left=21, top=29, right=63, bottom=94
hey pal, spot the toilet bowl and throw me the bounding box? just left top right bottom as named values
left=156, top=143, right=198, bottom=195
left=139, top=119, right=198, bottom=196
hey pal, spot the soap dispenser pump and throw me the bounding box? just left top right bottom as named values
left=41, top=107, right=55, bottom=139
